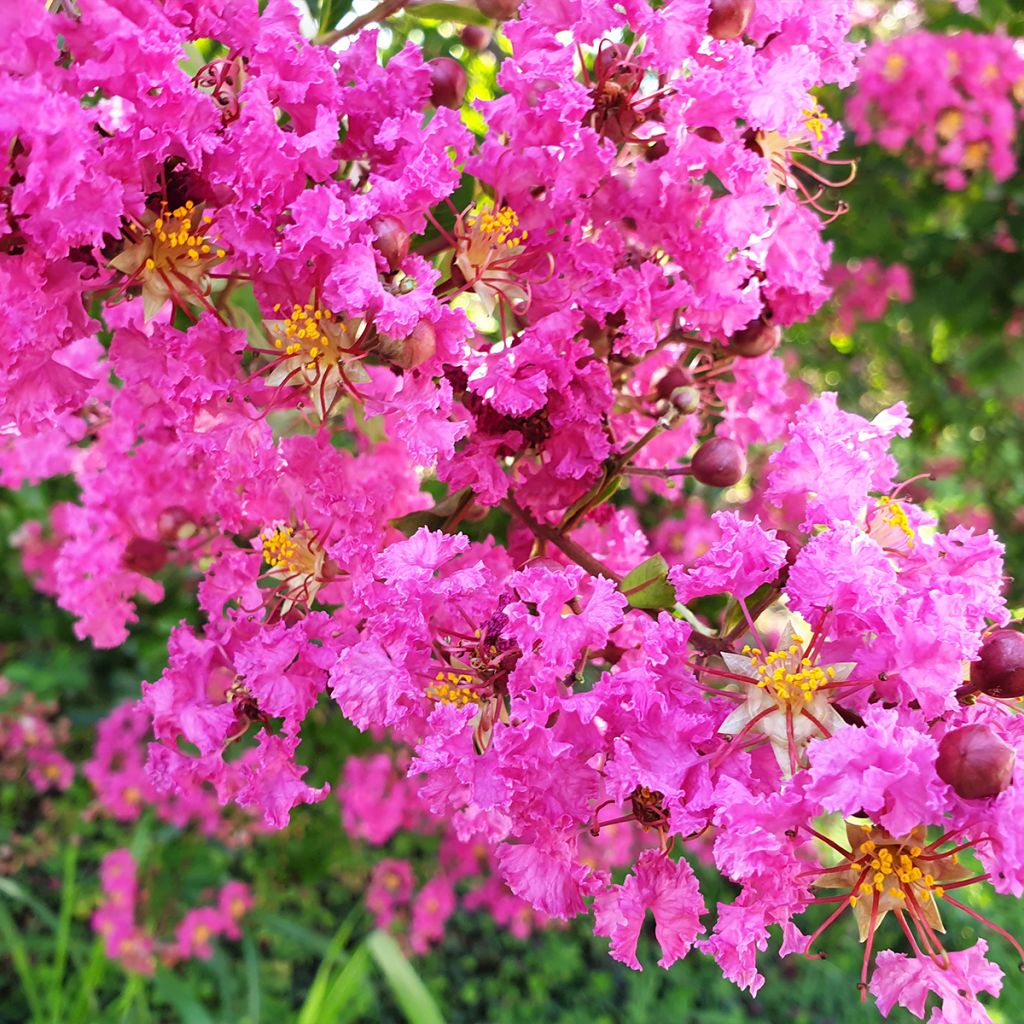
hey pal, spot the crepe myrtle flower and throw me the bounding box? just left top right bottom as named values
left=110, top=200, right=227, bottom=321
left=751, top=100, right=857, bottom=224
left=249, top=298, right=372, bottom=420
left=429, top=197, right=551, bottom=336
left=799, top=821, right=1024, bottom=998
left=254, top=523, right=339, bottom=617
left=692, top=617, right=862, bottom=777
left=578, top=40, right=672, bottom=147
left=425, top=604, right=519, bottom=754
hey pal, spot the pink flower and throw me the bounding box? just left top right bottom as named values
left=594, top=850, right=706, bottom=970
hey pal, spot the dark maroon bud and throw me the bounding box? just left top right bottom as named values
left=728, top=316, right=780, bottom=358
left=707, top=0, right=755, bottom=40
left=122, top=537, right=167, bottom=575
left=772, top=528, right=802, bottom=585
left=460, top=24, right=491, bottom=50
left=476, top=0, right=524, bottom=17
left=691, top=437, right=746, bottom=487
left=693, top=125, right=724, bottom=143
left=369, top=214, right=410, bottom=273
left=937, top=724, right=1015, bottom=799
left=156, top=505, right=192, bottom=542
left=428, top=58, right=467, bottom=109
left=970, top=629, right=1024, bottom=698
left=655, top=366, right=695, bottom=401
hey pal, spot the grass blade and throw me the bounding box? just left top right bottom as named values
left=365, top=930, right=444, bottom=1024
left=49, top=838, right=79, bottom=1023
left=0, top=897, right=45, bottom=1021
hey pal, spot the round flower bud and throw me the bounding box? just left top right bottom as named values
left=728, top=316, right=780, bottom=358
left=708, top=0, right=755, bottom=40
left=370, top=214, right=410, bottom=273
left=937, top=724, right=1015, bottom=799
left=476, top=0, right=524, bottom=20
left=669, top=385, right=701, bottom=416
left=156, top=506, right=192, bottom=542
left=460, top=24, right=491, bottom=50
left=379, top=319, right=437, bottom=370
left=428, top=58, right=467, bottom=109
left=970, top=629, right=1024, bottom=698
left=691, top=437, right=746, bottom=487
left=122, top=537, right=167, bottom=575
left=655, top=366, right=695, bottom=401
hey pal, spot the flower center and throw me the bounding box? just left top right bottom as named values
left=145, top=201, right=224, bottom=273
left=269, top=303, right=345, bottom=370
left=741, top=642, right=836, bottom=706
left=427, top=670, right=482, bottom=707
left=847, top=839, right=942, bottom=907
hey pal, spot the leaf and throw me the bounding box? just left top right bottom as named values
left=390, top=488, right=473, bottom=536
left=366, top=930, right=445, bottom=1024
left=620, top=554, right=677, bottom=610
left=408, top=3, right=490, bottom=25
left=700, top=170, right=731, bottom=199
left=317, top=0, right=355, bottom=35
left=152, top=969, right=215, bottom=1024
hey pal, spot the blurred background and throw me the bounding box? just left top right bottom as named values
left=3, top=1, right=1024, bottom=1021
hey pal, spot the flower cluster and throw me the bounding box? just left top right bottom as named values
left=0, top=676, right=73, bottom=793
left=826, top=259, right=913, bottom=336
left=2, top=0, right=1023, bottom=1017
left=848, top=30, right=1024, bottom=189
left=92, top=849, right=251, bottom=974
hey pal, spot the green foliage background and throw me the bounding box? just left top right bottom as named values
left=3, top=1, right=1024, bottom=1021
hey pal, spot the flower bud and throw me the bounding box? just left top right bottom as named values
left=691, top=437, right=746, bottom=487
left=476, top=0, right=524, bottom=20
left=379, top=319, right=437, bottom=370
left=156, top=506, right=192, bottom=542
left=460, top=24, right=491, bottom=50
left=669, top=385, right=702, bottom=416
left=772, top=528, right=802, bottom=585
left=937, top=724, right=1015, bottom=799
left=728, top=316, right=780, bottom=358
left=970, top=629, right=1024, bottom=698
left=655, top=366, right=695, bottom=401
left=428, top=58, right=467, bottom=109
left=370, top=214, right=410, bottom=272
left=122, top=537, right=167, bottom=575
left=708, top=0, right=755, bottom=40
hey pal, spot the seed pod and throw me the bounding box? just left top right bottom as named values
left=428, top=58, right=467, bottom=110
left=937, top=724, right=1015, bottom=799
left=693, top=125, right=724, bottom=143
left=707, top=0, right=755, bottom=40
left=691, top=437, right=746, bottom=487
left=970, top=629, right=1024, bottom=698
left=728, top=316, right=780, bottom=358
left=369, top=214, right=410, bottom=272
left=669, top=385, right=702, bottom=416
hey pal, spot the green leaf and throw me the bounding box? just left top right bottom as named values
left=408, top=3, right=490, bottom=25
left=620, top=554, right=677, bottom=610
left=317, top=0, right=355, bottom=35
left=152, top=969, right=214, bottom=1024
left=366, top=930, right=445, bottom=1024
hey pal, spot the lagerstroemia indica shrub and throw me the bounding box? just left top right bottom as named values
left=3, top=0, right=1024, bottom=1017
